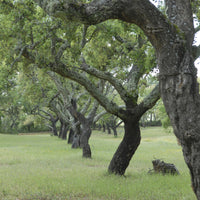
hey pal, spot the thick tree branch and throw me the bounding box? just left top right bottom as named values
left=80, top=60, right=135, bottom=106
left=33, top=0, right=178, bottom=51
left=134, top=84, right=160, bottom=118
left=33, top=0, right=124, bottom=25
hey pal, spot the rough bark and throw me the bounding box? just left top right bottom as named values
left=80, top=122, right=92, bottom=158
left=68, top=99, right=99, bottom=158
left=108, top=118, right=140, bottom=175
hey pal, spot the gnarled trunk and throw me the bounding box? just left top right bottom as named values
left=159, top=50, right=200, bottom=199
left=80, top=122, right=92, bottom=158
left=108, top=118, right=141, bottom=175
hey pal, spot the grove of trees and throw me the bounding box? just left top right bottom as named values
left=1, top=0, right=200, bottom=199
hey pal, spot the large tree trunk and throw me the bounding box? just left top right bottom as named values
left=159, top=52, right=200, bottom=198
left=108, top=119, right=141, bottom=175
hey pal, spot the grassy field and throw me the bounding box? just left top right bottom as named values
left=0, top=127, right=196, bottom=200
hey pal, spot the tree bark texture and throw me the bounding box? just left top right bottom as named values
left=68, top=100, right=98, bottom=158
left=108, top=118, right=140, bottom=175
left=80, top=123, right=92, bottom=158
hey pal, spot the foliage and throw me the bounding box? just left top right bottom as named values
left=0, top=0, right=159, bottom=134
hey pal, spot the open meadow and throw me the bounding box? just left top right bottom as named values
left=0, top=127, right=196, bottom=200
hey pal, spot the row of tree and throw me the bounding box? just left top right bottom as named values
left=0, top=0, right=166, bottom=173
left=1, top=0, right=200, bottom=199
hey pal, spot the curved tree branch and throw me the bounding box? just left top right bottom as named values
left=80, top=60, right=135, bottom=106
left=134, top=84, right=160, bottom=118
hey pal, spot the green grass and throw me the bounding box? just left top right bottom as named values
left=0, top=127, right=196, bottom=200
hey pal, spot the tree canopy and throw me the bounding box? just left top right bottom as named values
left=1, top=0, right=200, bottom=198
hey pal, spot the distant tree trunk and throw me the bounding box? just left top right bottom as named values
left=98, top=124, right=101, bottom=131
left=103, top=123, right=106, bottom=132
left=80, top=122, right=92, bottom=158
left=111, top=127, right=117, bottom=137
left=51, top=117, right=58, bottom=136
left=109, top=117, right=121, bottom=137
left=68, top=128, right=74, bottom=144
left=108, top=118, right=141, bottom=175
left=92, top=122, right=96, bottom=130
left=71, top=123, right=81, bottom=148
left=59, top=119, right=69, bottom=140
left=60, top=124, right=68, bottom=140
left=106, top=123, right=111, bottom=134
left=59, top=119, right=64, bottom=138
left=68, top=99, right=99, bottom=158
left=71, top=134, right=80, bottom=148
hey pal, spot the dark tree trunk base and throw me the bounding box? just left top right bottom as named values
left=82, top=144, right=92, bottom=158
left=108, top=120, right=141, bottom=175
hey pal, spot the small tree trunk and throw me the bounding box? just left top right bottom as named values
left=106, top=123, right=111, bottom=134
left=51, top=119, right=58, bottom=136
left=108, top=119, right=141, bottom=175
left=68, top=128, right=74, bottom=144
left=111, top=126, right=117, bottom=137
left=103, top=123, right=106, bottom=132
left=58, top=120, right=64, bottom=138
left=80, top=123, right=92, bottom=158
left=98, top=124, right=101, bottom=131
left=61, top=124, right=68, bottom=140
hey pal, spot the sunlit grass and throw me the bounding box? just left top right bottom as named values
left=0, top=127, right=196, bottom=200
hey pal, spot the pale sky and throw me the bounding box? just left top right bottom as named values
left=194, top=32, right=200, bottom=77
